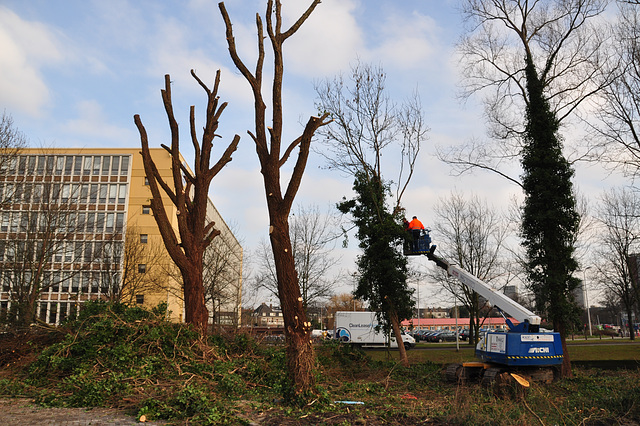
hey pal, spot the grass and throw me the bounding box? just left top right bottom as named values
left=0, top=302, right=638, bottom=425
left=365, top=340, right=640, bottom=364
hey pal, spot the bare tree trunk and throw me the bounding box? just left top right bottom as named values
left=135, top=70, right=239, bottom=335
left=181, top=263, right=209, bottom=333
left=388, top=307, right=409, bottom=367
left=269, top=202, right=315, bottom=392
left=555, top=321, right=573, bottom=378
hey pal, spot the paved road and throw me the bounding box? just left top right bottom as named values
left=0, top=398, right=167, bottom=425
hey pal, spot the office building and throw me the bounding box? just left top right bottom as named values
left=0, top=148, right=242, bottom=326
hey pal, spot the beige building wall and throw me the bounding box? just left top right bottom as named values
left=0, top=147, right=242, bottom=325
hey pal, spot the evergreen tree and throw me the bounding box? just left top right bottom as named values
left=338, top=172, right=414, bottom=365
left=520, top=56, right=581, bottom=377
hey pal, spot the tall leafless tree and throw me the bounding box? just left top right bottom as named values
left=105, top=224, right=166, bottom=305
left=429, top=192, right=511, bottom=345
left=134, top=70, right=240, bottom=333
left=315, top=61, right=424, bottom=206
left=0, top=181, right=119, bottom=326
left=588, top=2, right=640, bottom=177
left=439, top=0, right=610, bottom=184
left=594, top=187, right=640, bottom=340
left=0, top=112, right=26, bottom=205
left=219, top=0, right=330, bottom=397
left=203, top=223, right=243, bottom=328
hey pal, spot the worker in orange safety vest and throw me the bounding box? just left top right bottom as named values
left=408, top=216, right=424, bottom=250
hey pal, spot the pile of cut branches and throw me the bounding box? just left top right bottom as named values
left=0, top=302, right=286, bottom=423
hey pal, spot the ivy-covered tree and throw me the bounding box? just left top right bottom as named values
left=520, top=57, right=581, bottom=378
left=338, top=172, right=413, bottom=366
left=316, top=62, right=426, bottom=367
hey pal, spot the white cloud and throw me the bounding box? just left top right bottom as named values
left=142, top=12, right=255, bottom=110
left=371, top=11, right=441, bottom=71
left=61, top=100, right=134, bottom=143
left=0, top=6, right=65, bottom=116
left=284, top=0, right=364, bottom=77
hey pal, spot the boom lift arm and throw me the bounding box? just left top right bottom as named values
left=406, top=233, right=562, bottom=381
left=426, top=251, right=540, bottom=333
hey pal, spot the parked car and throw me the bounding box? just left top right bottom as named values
left=425, top=331, right=443, bottom=342
left=459, top=328, right=470, bottom=341
left=437, top=331, right=458, bottom=342
left=415, top=329, right=432, bottom=341
left=409, top=329, right=424, bottom=340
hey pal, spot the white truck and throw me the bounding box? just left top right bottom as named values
left=333, top=311, right=416, bottom=350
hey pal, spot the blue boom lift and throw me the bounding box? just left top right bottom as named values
left=405, top=231, right=563, bottom=386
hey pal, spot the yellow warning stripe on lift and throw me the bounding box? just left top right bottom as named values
left=507, top=355, right=563, bottom=360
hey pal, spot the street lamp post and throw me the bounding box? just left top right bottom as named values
left=583, top=268, right=593, bottom=337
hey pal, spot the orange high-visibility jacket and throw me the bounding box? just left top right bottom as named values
left=408, top=218, right=424, bottom=230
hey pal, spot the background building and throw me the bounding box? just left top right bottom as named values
left=0, top=148, right=242, bottom=326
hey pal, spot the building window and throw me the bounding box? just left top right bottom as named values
left=86, top=213, right=95, bottom=233
left=108, top=184, right=117, bottom=204
left=92, top=156, right=101, bottom=175
left=73, top=156, right=82, bottom=175
left=101, top=156, right=111, bottom=175
left=105, top=213, right=114, bottom=232
left=80, top=184, right=89, bottom=203
left=118, top=184, right=127, bottom=204
left=98, top=184, right=107, bottom=203
left=138, top=264, right=146, bottom=274
left=27, top=156, right=36, bottom=174
left=95, top=213, right=104, bottom=233
left=89, top=184, right=98, bottom=203
left=136, top=294, right=145, bottom=304
left=115, top=213, right=124, bottom=232
left=144, top=177, right=149, bottom=186
left=120, top=156, right=129, bottom=175
left=64, top=156, right=73, bottom=175
left=111, top=156, right=120, bottom=175
left=17, top=156, right=25, bottom=174
left=37, top=156, right=45, bottom=174
left=140, top=234, right=148, bottom=244
left=83, top=156, right=92, bottom=175
left=142, top=205, right=151, bottom=215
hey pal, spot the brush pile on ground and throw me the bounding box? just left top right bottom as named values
left=0, top=302, right=288, bottom=424
left=0, top=302, right=639, bottom=425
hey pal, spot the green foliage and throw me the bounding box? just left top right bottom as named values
left=28, top=301, right=199, bottom=385
left=520, top=56, right=581, bottom=332
left=7, top=302, right=289, bottom=422
left=316, top=339, right=369, bottom=373
left=1, top=301, right=638, bottom=424
left=338, top=171, right=414, bottom=330
left=137, top=385, right=243, bottom=425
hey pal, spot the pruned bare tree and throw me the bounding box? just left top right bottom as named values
left=134, top=70, right=240, bottom=333
left=218, top=0, right=330, bottom=397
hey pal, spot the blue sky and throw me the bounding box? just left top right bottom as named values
left=0, top=0, right=621, bottom=302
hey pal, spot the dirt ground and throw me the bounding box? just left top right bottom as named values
left=0, top=398, right=168, bottom=425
